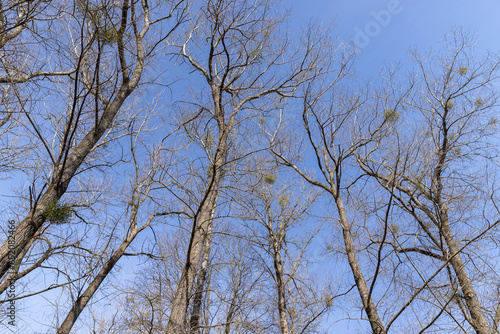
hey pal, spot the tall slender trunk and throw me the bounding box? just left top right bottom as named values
left=272, top=240, right=290, bottom=334
left=56, top=225, right=142, bottom=334
left=189, top=222, right=212, bottom=333
left=335, top=196, right=385, bottom=334
left=166, top=78, right=232, bottom=331
left=439, top=204, right=491, bottom=334
left=166, top=168, right=221, bottom=333
left=0, top=81, right=136, bottom=280
left=432, top=115, right=491, bottom=334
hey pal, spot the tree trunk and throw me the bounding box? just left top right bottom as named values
left=166, top=82, right=230, bottom=331
left=166, top=182, right=220, bottom=334
left=0, top=0, right=148, bottom=281
left=439, top=203, right=491, bottom=334
left=0, top=66, right=143, bottom=282
left=335, top=196, right=385, bottom=334
left=189, top=222, right=212, bottom=333
left=57, top=226, right=141, bottom=334
left=272, top=240, right=290, bottom=334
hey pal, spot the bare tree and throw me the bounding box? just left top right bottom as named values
left=55, top=120, right=188, bottom=333
left=0, top=0, right=47, bottom=49
left=233, top=159, right=331, bottom=334
left=357, top=31, right=500, bottom=333
left=0, top=0, right=185, bottom=285
left=0, top=1, right=74, bottom=175
left=164, top=0, right=324, bottom=332
left=109, top=227, right=191, bottom=334
left=267, top=42, right=397, bottom=332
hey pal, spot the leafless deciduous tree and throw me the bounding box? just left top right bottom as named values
left=0, top=0, right=186, bottom=286
left=1, top=1, right=74, bottom=175
left=3, top=1, right=500, bottom=333
left=269, top=44, right=394, bottom=332
left=233, top=160, right=332, bottom=334
left=164, top=0, right=325, bottom=332
left=56, top=120, right=188, bottom=333
left=357, top=31, right=500, bottom=333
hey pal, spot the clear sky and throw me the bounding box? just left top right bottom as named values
left=3, top=1, right=500, bottom=333
left=287, top=1, right=500, bottom=332
left=290, top=0, right=500, bottom=77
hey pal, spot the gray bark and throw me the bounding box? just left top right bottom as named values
left=272, top=239, right=290, bottom=334
left=428, top=103, right=492, bottom=334
left=335, top=196, right=386, bottom=334
left=189, top=223, right=212, bottom=334
left=0, top=0, right=148, bottom=282
left=56, top=225, right=142, bottom=334
left=165, top=182, right=220, bottom=334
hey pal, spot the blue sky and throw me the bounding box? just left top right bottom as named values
left=290, top=0, right=500, bottom=77
left=287, top=1, right=500, bottom=332
left=3, top=1, right=500, bottom=332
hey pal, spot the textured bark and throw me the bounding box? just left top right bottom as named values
left=335, top=196, right=386, bottom=334
left=431, top=104, right=491, bottom=334
left=272, top=240, right=290, bottom=334
left=56, top=226, right=141, bottom=334
left=166, top=183, right=220, bottom=334
left=434, top=171, right=491, bottom=332
left=166, top=25, right=236, bottom=328
left=0, top=1, right=30, bottom=49
left=166, top=0, right=310, bottom=328
left=166, top=119, right=227, bottom=332
left=0, top=85, right=138, bottom=280
left=494, top=299, right=500, bottom=334
left=167, top=81, right=234, bottom=333
left=189, top=223, right=212, bottom=334
left=274, top=143, right=386, bottom=333
left=441, top=220, right=491, bottom=334
left=0, top=0, right=147, bottom=281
